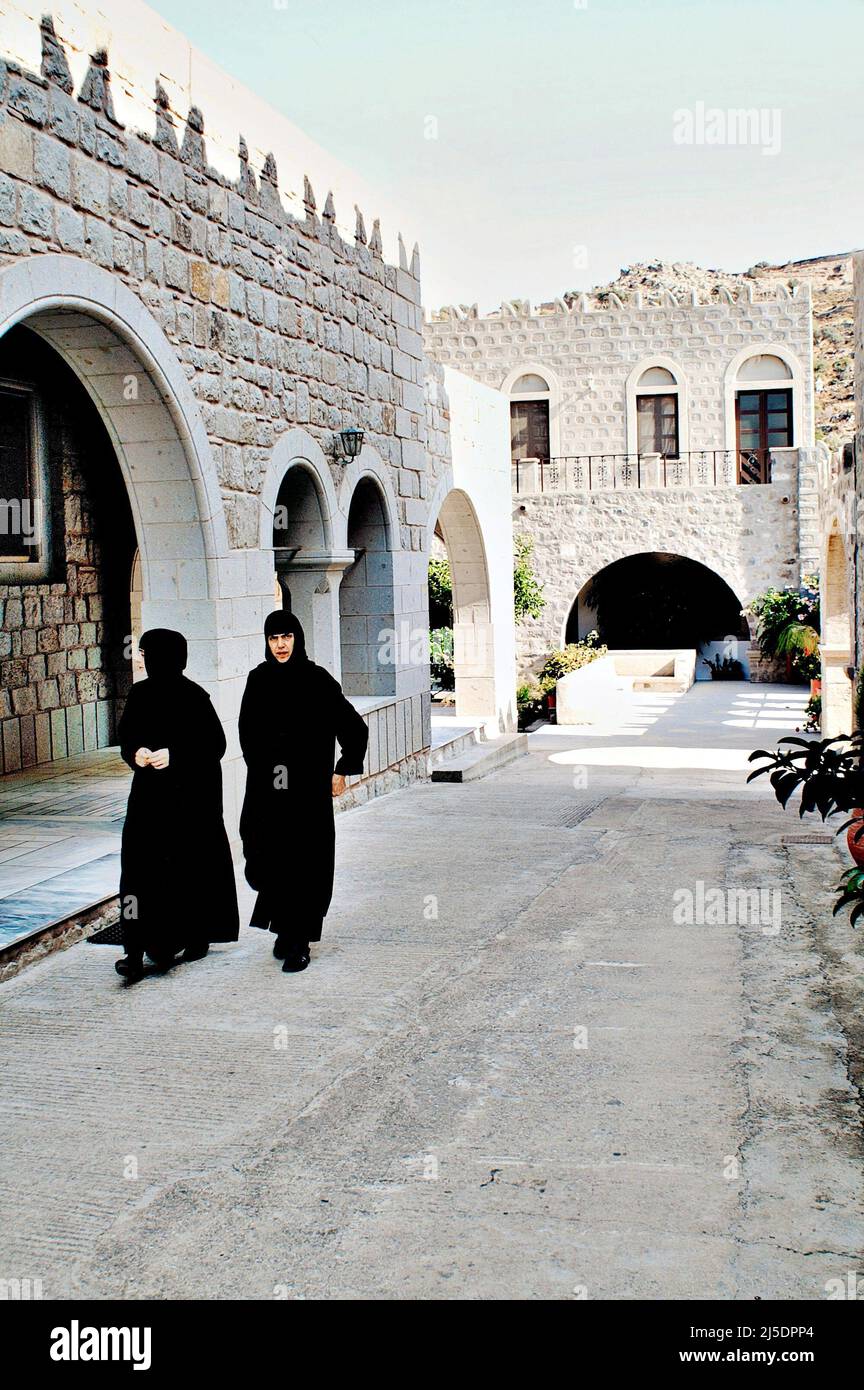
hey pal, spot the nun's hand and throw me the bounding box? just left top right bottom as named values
left=134, top=747, right=152, bottom=767
left=332, top=774, right=346, bottom=797
left=150, top=748, right=170, bottom=770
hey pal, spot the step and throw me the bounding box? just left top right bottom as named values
left=428, top=723, right=486, bottom=767
left=431, top=732, right=528, bottom=783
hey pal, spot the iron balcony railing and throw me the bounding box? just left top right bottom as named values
left=512, top=449, right=772, bottom=493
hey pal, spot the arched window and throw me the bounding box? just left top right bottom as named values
left=735, top=353, right=794, bottom=483
left=636, top=365, right=680, bottom=457
left=509, top=371, right=551, bottom=464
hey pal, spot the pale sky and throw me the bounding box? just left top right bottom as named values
left=150, top=0, right=864, bottom=312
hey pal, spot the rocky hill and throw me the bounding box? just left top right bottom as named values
left=564, top=253, right=856, bottom=449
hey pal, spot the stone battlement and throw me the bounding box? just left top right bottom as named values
left=427, top=282, right=810, bottom=322
left=1, top=12, right=420, bottom=287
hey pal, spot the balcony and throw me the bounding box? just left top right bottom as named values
left=512, top=449, right=776, bottom=495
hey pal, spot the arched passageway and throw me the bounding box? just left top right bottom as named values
left=822, top=530, right=853, bottom=735
left=0, top=256, right=224, bottom=775
left=566, top=552, right=749, bottom=671
left=429, top=488, right=496, bottom=719
left=273, top=462, right=333, bottom=664
left=339, top=476, right=396, bottom=698
left=0, top=324, right=136, bottom=768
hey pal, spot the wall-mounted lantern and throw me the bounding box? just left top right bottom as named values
left=334, top=427, right=364, bottom=462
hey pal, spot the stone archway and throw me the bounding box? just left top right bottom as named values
left=429, top=487, right=496, bottom=719
left=822, top=528, right=853, bottom=735
left=0, top=256, right=227, bottom=694
left=565, top=551, right=751, bottom=677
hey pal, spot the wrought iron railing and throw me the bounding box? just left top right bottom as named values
left=512, top=449, right=772, bottom=493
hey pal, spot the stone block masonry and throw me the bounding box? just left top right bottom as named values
left=0, top=18, right=426, bottom=553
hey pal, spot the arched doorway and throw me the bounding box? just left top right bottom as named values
left=339, top=476, right=396, bottom=697
left=566, top=552, right=749, bottom=674
left=0, top=256, right=225, bottom=776
left=429, top=488, right=496, bottom=719
left=822, top=529, right=853, bottom=735
left=0, top=324, right=136, bottom=768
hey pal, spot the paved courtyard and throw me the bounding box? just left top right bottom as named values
left=1, top=683, right=863, bottom=1300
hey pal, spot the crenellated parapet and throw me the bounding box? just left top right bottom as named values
left=0, top=11, right=420, bottom=291
left=427, top=280, right=810, bottom=322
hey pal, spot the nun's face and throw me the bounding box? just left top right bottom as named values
left=268, top=631, right=295, bottom=663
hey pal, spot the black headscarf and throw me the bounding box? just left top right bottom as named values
left=139, top=628, right=187, bottom=682
left=263, top=610, right=310, bottom=672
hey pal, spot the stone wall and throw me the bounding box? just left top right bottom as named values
left=424, top=291, right=814, bottom=458
left=0, top=30, right=426, bottom=552
left=513, top=476, right=801, bottom=676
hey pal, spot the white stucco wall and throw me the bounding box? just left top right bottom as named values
left=442, top=365, right=515, bottom=732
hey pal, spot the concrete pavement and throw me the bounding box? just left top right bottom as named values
left=1, top=683, right=863, bottom=1300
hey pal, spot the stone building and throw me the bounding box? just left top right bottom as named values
left=424, top=291, right=822, bottom=678
left=0, top=1, right=517, bottom=831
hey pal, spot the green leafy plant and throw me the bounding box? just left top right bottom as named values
left=428, top=556, right=453, bottom=630
left=536, top=633, right=607, bottom=693
left=747, top=732, right=864, bottom=926
left=514, top=535, right=546, bottom=621
left=834, top=866, right=864, bottom=927
left=703, top=654, right=744, bottom=680
left=745, top=575, right=820, bottom=680
left=516, top=681, right=545, bottom=729
left=803, top=693, right=821, bottom=733
left=429, top=626, right=454, bottom=691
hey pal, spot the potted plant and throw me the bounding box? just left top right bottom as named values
left=747, top=731, right=864, bottom=872
left=746, top=576, right=820, bottom=686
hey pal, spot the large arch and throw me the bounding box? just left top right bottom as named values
left=0, top=255, right=227, bottom=688
left=822, top=522, right=853, bottom=735
left=565, top=551, right=750, bottom=674
left=427, top=486, right=496, bottom=719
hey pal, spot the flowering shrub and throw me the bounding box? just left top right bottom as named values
left=745, top=575, right=820, bottom=680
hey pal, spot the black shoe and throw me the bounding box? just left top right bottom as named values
left=115, top=954, right=145, bottom=982
left=273, top=935, right=290, bottom=960
left=145, top=950, right=178, bottom=972
left=282, top=947, right=310, bottom=973
left=182, top=941, right=210, bottom=963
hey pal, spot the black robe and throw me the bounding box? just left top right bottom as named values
left=117, top=676, right=239, bottom=956
left=238, top=659, right=369, bottom=943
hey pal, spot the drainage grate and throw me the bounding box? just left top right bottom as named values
left=781, top=832, right=836, bottom=846
left=87, top=920, right=124, bottom=946
left=555, top=797, right=608, bottom=828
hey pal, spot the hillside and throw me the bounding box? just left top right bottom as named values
left=564, top=253, right=856, bottom=449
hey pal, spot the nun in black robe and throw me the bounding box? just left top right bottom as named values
left=115, top=628, right=239, bottom=980
left=238, top=610, right=369, bottom=972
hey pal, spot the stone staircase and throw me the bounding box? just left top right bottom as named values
left=429, top=719, right=528, bottom=784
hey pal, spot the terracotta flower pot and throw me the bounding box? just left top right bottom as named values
left=847, top=809, right=864, bottom=866
left=810, top=678, right=822, bottom=696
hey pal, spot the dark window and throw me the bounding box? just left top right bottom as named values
left=636, top=393, right=679, bottom=456
left=736, top=388, right=792, bottom=482
left=0, top=383, right=37, bottom=560
left=510, top=399, right=550, bottom=464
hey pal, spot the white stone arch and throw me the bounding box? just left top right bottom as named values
left=625, top=354, right=690, bottom=458
left=427, top=482, right=496, bottom=719
left=560, top=545, right=751, bottom=650
left=501, top=360, right=563, bottom=461
left=821, top=517, right=853, bottom=735
left=256, top=428, right=347, bottom=669
left=338, top=449, right=402, bottom=698
left=336, top=445, right=402, bottom=549
left=723, top=342, right=807, bottom=457
left=0, top=253, right=227, bottom=685
left=257, top=426, right=339, bottom=551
